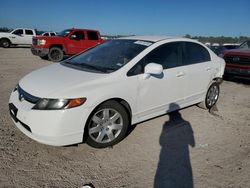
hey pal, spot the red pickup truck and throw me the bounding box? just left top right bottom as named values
left=223, top=40, right=250, bottom=78
left=31, top=28, right=104, bottom=62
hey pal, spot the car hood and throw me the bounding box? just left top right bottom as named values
left=224, top=49, right=250, bottom=56
left=0, top=32, right=11, bottom=37
left=19, top=63, right=109, bottom=98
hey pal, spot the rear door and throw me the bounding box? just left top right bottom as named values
left=67, top=30, right=85, bottom=54
left=183, top=42, right=213, bottom=102
left=24, top=29, right=35, bottom=44
left=86, top=31, right=101, bottom=49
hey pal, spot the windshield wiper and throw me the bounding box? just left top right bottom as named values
left=79, top=64, right=112, bottom=73
left=62, top=61, right=109, bottom=73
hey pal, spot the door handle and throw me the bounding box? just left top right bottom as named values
left=176, top=72, right=185, bottom=77
left=206, top=67, right=211, bottom=71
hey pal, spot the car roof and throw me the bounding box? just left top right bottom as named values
left=119, top=35, right=180, bottom=42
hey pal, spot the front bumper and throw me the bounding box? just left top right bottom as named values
left=31, top=47, right=49, bottom=57
left=9, top=90, right=90, bottom=146
left=225, top=66, right=250, bottom=78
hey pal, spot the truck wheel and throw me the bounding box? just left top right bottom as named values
left=48, top=47, right=64, bottom=62
left=0, top=39, right=11, bottom=48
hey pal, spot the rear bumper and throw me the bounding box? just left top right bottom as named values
left=31, top=47, right=49, bottom=57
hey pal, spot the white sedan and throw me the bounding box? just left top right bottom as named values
left=9, top=36, right=225, bottom=148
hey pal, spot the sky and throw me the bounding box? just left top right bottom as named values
left=0, top=0, right=249, bottom=37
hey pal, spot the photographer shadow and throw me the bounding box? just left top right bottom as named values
left=154, top=103, right=195, bottom=188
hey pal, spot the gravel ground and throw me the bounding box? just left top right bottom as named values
left=0, top=48, right=249, bottom=188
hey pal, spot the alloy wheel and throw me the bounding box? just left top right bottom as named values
left=88, top=108, right=123, bottom=144
left=206, top=84, right=219, bottom=108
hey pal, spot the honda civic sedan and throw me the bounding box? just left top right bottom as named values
left=9, top=36, right=225, bottom=148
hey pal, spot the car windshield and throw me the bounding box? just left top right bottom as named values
left=57, top=29, right=72, bottom=37
left=238, top=41, right=250, bottom=49
left=61, top=40, right=151, bottom=73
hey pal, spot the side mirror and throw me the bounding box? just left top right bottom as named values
left=70, top=34, right=77, bottom=40
left=143, top=63, right=163, bottom=79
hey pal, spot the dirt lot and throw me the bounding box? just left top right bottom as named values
left=0, top=48, right=249, bottom=188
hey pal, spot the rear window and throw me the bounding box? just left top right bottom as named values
left=87, top=31, right=99, bottom=40
left=25, top=29, right=34, bottom=35
left=183, top=42, right=211, bottom=65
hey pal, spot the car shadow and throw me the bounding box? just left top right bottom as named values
left=154, top=103, right=195, bottom=188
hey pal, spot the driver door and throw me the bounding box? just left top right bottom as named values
left=67, top=30, right=86, bottom=54
left=10, top=29, right=24, bottom=44
left=129, top=42, right=187, bottom=120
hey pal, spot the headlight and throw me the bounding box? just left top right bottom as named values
left=37, top=39, right=46, bottom=45
left=32, top=98, right=86, bottom=110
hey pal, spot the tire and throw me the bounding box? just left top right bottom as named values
left=86, top=101, right=129, bottom=148
left=0, top=39, right=11, bottom=48
left=48, top=47, right=64, bottom=62
left=198, top=82, right=220, bottom=109
left=40, top=55, right=48, bottom=60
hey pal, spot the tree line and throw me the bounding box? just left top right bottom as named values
left=184, top=34, right=249, bottom=44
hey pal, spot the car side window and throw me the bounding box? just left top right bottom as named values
left=25, top=29, right=34, bottom=35
left=127, top=42, right=183, bottom=76
left=51, top=33, right=56, bottom=36
left=71, top=31, right=85, bottom=40
left=144, top=42, right=182, bottom=69
left=87, top=31, right=99, bottom=40
left=43, top=33, right=49, bottom=36
left=183, top=42, right=211, bottom=65
left=13, top=29, right=23, bottom=35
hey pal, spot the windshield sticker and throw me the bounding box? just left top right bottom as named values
left=134, top=41, right=152, bottom=46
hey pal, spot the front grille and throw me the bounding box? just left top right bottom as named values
left=224, top=56, right=250, bottom=65
left=17, top=85, right=40, bottom=104
left=32, top=38, right=38, bottom=45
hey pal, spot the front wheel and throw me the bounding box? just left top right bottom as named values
left=86, top=101, right=129, bottom=148
left=198, top=82, right=220, bottom=109
left=48, top=47, right=64, bottom=62
left=0, top=39, right=11, bottom=48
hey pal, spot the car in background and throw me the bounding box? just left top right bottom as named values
left=223, top=40, right=250, bottom=78
left=41, top=32, right=56, bottom=36
left=9, top=36, right=225, bottom=148
left=0, top=28, right=36, bottom=47
left=212, top=44, right=239, bottom=57
left=31, top=28, right=104, bottom=62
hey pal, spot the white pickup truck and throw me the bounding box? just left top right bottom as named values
left=0, top=28, right=36, bottom=48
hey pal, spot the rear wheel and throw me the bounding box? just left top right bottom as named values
left=48, top=47, right=64, bottom=62
left=86, top=101, right=129, bottom=148
left=198, top=82, right=220, bottom=109
left=0, top=39, right=11, bottom=48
